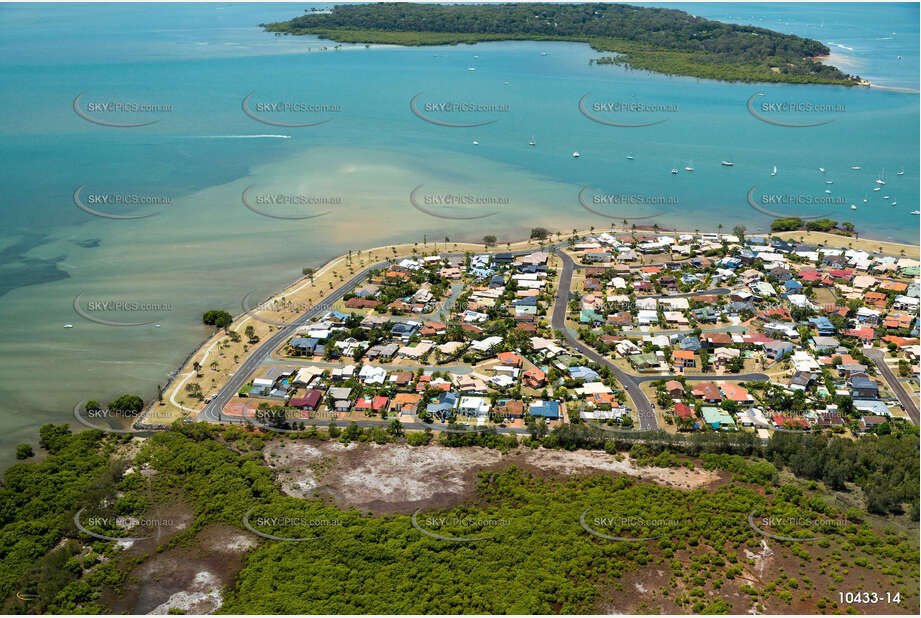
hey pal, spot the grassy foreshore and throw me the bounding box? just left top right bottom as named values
left=142, top=232, right=574, bottom=426
left=141, top=224, right=918, bottom=427
left=773, top=230, right=920, bottom=259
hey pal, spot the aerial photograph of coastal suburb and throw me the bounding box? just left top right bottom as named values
left=0, top=0, right=919, bottom=616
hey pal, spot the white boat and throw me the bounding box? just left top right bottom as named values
left=64, top=324, right=73, bottom=329
left=572, top=151, right=580, bottom=158
left=892, top=201, right=898, bottom=206
left=540, top=51, right=548, bottom=56
left=626, top=155, right=634, bottom=160
left=897, top=170, right=904, bottom=175
left=883, top=195, right=889, bottom=199
left=671, top=168, right=679, bottom=175
left=825, top=189, right=832, bottom=194
left=474, top=55, right=479, bottom=59
left=825, top=180, right=833, bottom=184
left=472, top=140, right=479, bottom=145
left=873, top=187, right=881, bottom=191
left=771, top=166, right=777, bottom=176
left=911, top=210, right=919, bottom=215
left=850, top=205, right=857, bottom=210
left=721, top=160, right=734, bottom=167
left=851, top=165, right=862, bottom=170
left=819, top=167, right=826, bottom=173
left=467, top=67, right=476, bottom=71
left=154, top=324, right=161, bottom=328
left=528, top=138, right=536, bottom=147
left=875, top=178, right=886, bottom=185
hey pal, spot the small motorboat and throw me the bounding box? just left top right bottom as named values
left=819, top=167, right=826, bottom=173
left=572, top=151, right=580, bottom=158
left=626, top=155, right=634, bottom=160
left=771, top=166, right=777, bottom=176
left=851, top=165, right=862, bottom=170
left=721, top=160, right=734, bottom=167
left=472, top=140, right=479, bottom=145
left=64, top=324, right=73, bottom=329
left=671, top=168, right=679, bottom=175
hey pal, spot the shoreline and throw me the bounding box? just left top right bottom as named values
left=137, top=222, right=918, bottom=429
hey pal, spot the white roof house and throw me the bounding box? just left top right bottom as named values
left=458, top=396, right=491, bottom=417
left=470, top=336, right=503, bottom=353
left=359, top=364, right=388, bottom=385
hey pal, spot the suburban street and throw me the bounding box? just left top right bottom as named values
left=196, top=244, right=556, bottom=425
left=198, top=259, right=396, bottom=423
left=553, top=251, right=769, bottom=431
left=865, top=349, right=919, bottom=424
left=191, top=244, right=774, bottom=434
left=553, top=251, right=660, bottom=430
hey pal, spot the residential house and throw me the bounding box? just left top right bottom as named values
left=522, top=368, right=547, bottom=389
left=691, top=382, right=723, bottom=403
left=673, top=350, right=696, bottom=369
left=289, top=389, right=323, bottom=411
left=702, top=407, right=735, bottom=429
left=764, top=341, right=793, bottom=361
left=528, top=400, right=561, bottom=420
left=850, top=376, right=879, bottom=399
left=458, top=396, right=491, bottom=417
left=719, top=383, right=753, bottom=405
left=664, top=380, right=685, bottom=399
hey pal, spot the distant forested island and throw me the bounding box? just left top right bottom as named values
left=262, top=3, right=860, bottom=85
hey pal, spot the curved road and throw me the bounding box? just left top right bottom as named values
left=194, top=244, right=769, bottom=432
left=553, top=251, right=769, bottom=431
left=198, top=259, right=396, bottom=422
left=197, top=244, right=559, bottom=424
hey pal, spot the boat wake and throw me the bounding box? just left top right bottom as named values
left=182, top=134, right=292, bottom=139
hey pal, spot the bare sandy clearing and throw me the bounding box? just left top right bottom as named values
left=266, top=441, right=720, bottom=514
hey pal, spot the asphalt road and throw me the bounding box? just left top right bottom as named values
left=198, top=242, right=769, bottom=433
left=199, top=244, right=559, bottom=424
left=553, top=251, right=659, bottom=431
left=865, top=349, right=919, bottom=424
left=553, top=251, right=772, bottom=430
left=199, top=259, right=396, bottom=422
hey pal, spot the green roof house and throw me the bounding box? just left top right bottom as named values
left=702, top=406, right=735, bottom=429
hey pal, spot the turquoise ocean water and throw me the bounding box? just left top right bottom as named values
left=0, top=2, right=917, bottom=467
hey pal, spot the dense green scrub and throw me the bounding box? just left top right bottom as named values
left=262, top=3, right=859, bottom=85
left=767, top=430, right=920, bottom=518
left=0, top=426, right=128, bottom=613
left=2, top=422, right=918, bottom=613
left=144, top=425, right=915, bottom=613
